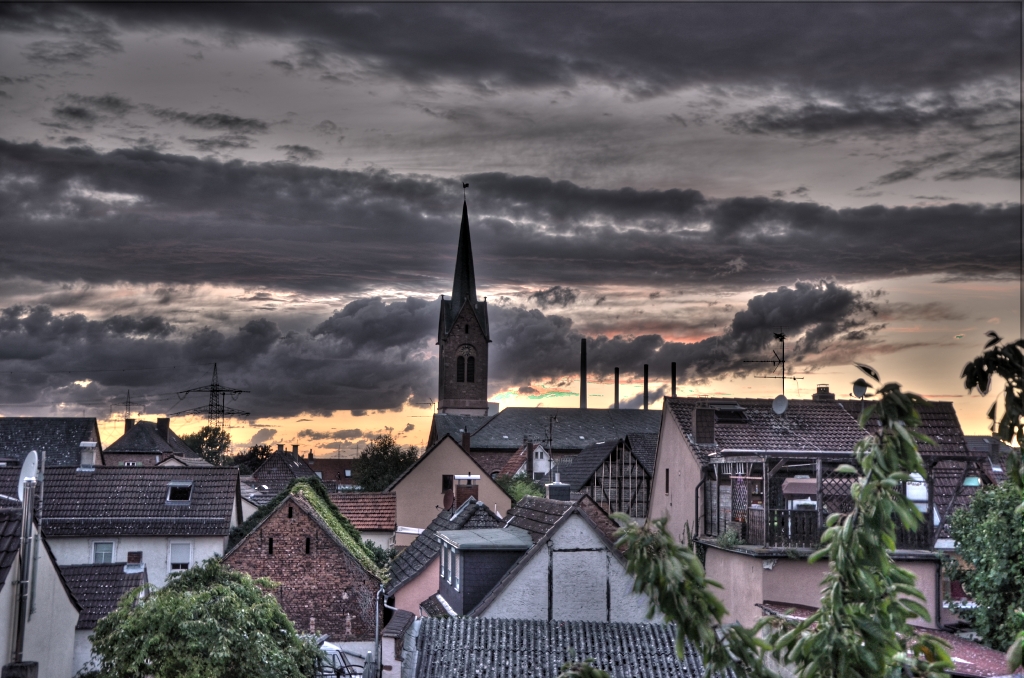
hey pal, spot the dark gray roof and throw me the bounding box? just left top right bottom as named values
left=627, top=432, right=659, bottom=474
left=17, top=466, right=240, bottom=537
left=431, top=414, right=494, bottom=446
left=413, top=618, right=733, bottom=678
left=0, top=418, right=101, bottom=467
left=105, top=421, right=197, bottom=458
left=60, top=563, right=148, bottom=629
left=561, top=434, right=659, bottom=491
left=433, top=408, right=662, bottom=454
left=386, top=498, right=501, bottom=596
left=503, top=496, right=574, bottom=542
left=383, top=609, right=415, bottom=639
left=250, top=450, right=316, bottom=503
left=419, top=594, right=451, bottom=619
left=0, top=509, right=21, bottom=596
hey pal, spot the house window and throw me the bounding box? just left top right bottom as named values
left=665, top=468, right=670, bottom=495
left=453, top=551, right=460, bottom=591
left=169, top=542, right=192, bottom=571
left=440, top=544, right=447, bottom=579
left=456, top=356, right=465, bottom=382
left=466, top=356, right=475, bottom=383
left=288, top=506, right=293, bottom=519
left=345, top=470, right=352, bottom=477
left=123, top=461, right=140, bottom=467
left=268, top=538, right=274, bottom=555
left=93, top=542, right=114, bottom=564
left=166, top=482, right=193, bottom=504
left=305, top=537, right=311, bottom=554
left=442, top=475, right=454, bottom=493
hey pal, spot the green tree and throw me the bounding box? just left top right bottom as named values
left=182, top=425, right=231, bottom=466
left=90, top=558, right=323, bottom=678
left=494, top=474, right=545, bottom=503
left=566, top=370, right=951, bottom=678
left=960, top=332, right=1024, bottom=670
left=353, top=434, right=418, bottom=492
left=227, top=443, right=272, bottom=474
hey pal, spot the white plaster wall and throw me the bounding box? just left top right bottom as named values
left=23, top=532, right=79, bottom=677
left=0, top=562, right=13, bottom=665
left=241, top=498, right=259, bottom=522
left=47, top=535, right=228, bottom=587
left=552, top=549, right=606, bottom=621
left=481, top=544, right=549, bottom=620
left=73, top=629, right=97, bottom=676
left=361, top=531, right=394, bottom=550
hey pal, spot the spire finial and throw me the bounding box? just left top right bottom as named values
left=462, top=182, right=468, bottom=200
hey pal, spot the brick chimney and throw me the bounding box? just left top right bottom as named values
left=461, top=431, right=471, bottom=455
left=156, top=418, right=170, bottom=441
left=812, top=384, right=835, bottom=401
left=124, top=418, right=135, bottom=434
left=455, top=482, right=479, bottom=505
left=692, top=408, right=715, bottom=445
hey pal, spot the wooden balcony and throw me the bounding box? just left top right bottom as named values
left=743, top=507, right=933, bottom=551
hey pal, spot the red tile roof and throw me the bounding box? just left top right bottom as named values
left=498, top=446, right=527, bottom=476
left=328, top=492, right=396, bottom=531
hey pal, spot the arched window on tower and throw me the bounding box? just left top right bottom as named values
left=457, top=356, right=465, bottom=382
left=467, top=356, right=475, bottom=383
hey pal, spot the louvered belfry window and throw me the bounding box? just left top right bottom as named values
left=456, top=356, right=465, bottom=382
left=467, top=356, right=475, bottom=383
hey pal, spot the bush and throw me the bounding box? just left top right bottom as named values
left=494, top=474, right=545, bottom=503
left=716, top=527, right=743, bottom=549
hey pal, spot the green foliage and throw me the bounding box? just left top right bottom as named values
left=494, top=474, right=546, bottom=502
left=558, top=658, right=612, bottom=678
left=227, top=443, right=272, bottom=474
left=89, top=558, right=323, bottom=678
left=962, top=334, right=1024, bottom=672
left=770, top=372, right=951, bottom=678
left=947, top=479, right=1024, bottom=651
left=716, top=527, right=743, bottom=549
left=362, top=538, right=397, bottom=569
left=354, top=434, right=419, bottom=492
left=182, top=425, right=231, bottom=466
left=228, top=477, right=387, bottom=580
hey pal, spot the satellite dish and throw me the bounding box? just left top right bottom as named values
left=17, top=451, right=37, bottom=502
left=772, top=395, right=789, bottom=416
left=853, top=378, right=869, bottom=399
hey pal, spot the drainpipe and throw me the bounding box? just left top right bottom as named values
left=375, top=584, right=383, bottom=678
left=694, top=477, right=705, bottom=542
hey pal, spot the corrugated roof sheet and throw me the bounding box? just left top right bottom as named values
left=328, top=492, right=396, bottom=531
left=387, top=499, right=501, bottom=596
left=414, top=618, right=732, bottom=678
left=60, top=563, right=148, bottom=629
left=0, top=418, right=101, bottom=467
left=19, top=466, right=239, bottom=537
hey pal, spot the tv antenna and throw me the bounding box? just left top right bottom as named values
left=171, top=363, right=250, bottom=429
left=743, top=331, right=803, bottom=396
left=123, top=391, right=134, bottom=420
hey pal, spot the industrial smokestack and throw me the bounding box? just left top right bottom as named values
left=614, top=368, right=619, bottom=410
left=671, top=362, right=677, bottom=398
left=580, top=338, right=587, bottom=410
left=643, top=364, right=649, bottom=410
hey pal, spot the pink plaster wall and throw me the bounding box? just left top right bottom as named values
left=649, top=410, right=704, bottom=542
left=704, top=547, right=765, bottom=629
left=393, top=557, right=440, bottom=615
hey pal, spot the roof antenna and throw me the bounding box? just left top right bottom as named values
left=743, top=330, right=803, bottom=396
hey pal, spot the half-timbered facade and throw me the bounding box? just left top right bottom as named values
left=562, top=433, right=657, bottom=520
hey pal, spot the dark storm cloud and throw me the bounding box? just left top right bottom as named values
left=490, top=281, right=879, bottom=385
left=529, top=286, right=578, bottom=308
left=146, top=107, right=269, bottom=134
left=68, top=94, right=135, bottom=117
left=0, top=141, right=1017, bottom=295
left=0, top=297, right=437, bottom=418
left=51, top=105, right=98, bottom=126
left=277, top=144, right=323, bottom=163
left=6, top=4, right=1018, bottom=98
left=182, top=134, right=253, bottom=152
left=934, top=149, right=1021, bottom=182
left=298, top=428, right=363, bottom=440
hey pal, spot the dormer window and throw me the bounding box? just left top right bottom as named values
left=166, top=482, right=193, bottom=504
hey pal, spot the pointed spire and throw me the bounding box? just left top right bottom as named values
left=450, top=200, right=478, bottom=308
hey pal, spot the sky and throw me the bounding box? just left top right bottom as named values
left=0, top=3, right=1020, bottom=456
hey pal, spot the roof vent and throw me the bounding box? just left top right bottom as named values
left=812, top=384, right=835, bottom=402
left=692, top=408, right=715, bottom=445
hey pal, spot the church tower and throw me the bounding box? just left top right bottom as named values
left=437, top=201, right=490, bottom=415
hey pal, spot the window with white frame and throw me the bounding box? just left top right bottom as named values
left=439, top=543, right=447, bottom=579
left=453, top=551, right=460, bottom=591
left=169, top=542, right=192, bottom=571
left=166, top=482, right=193, bottom=504
left=93, top=541, right=114, bottom=564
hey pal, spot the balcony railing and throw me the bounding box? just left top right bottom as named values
left=741, top=506, right=932, bottom=550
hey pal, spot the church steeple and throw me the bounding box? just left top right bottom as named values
left=450, top=201, right=478, bottom=310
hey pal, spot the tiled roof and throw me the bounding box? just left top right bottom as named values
left=419, top=594, right=451, bottom=619
left=413, top=618, right=732, bottom=678
left=104, top=421, right=197, bottom=458
left=497, top=446, right=527, bottom=476
left=250, top=450, right=316, bottom=503
left=386, top=499, right=501, bottom=596
left=60, top=563, right=148, bottom=629
left=666, top=398, right=869, bottom=462
left=560, top=440, right=618, bottom=492
left=328, top=492, right=396, bottom=531
left=432, top=408, right=662, bottom=454
left=626, top=432, right=659, bottom=474
left=0, top=418, right=101, bottom=467
left=382, top=609, right=415, bottom=639
left=0, top=509, right=21, bottom=596
left=26, top=467, right=239, bottom=537
left=503, top=496, right=575, bottom=542
left=431, top=414, right=494, bottom=446
left=842, top=400, right=969, bottom=457
left=576, top=495, right=624, bottom=549
left=307, top=458, right=357, bottom=483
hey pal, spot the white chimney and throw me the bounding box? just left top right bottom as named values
left=79, top=441, right=97, bottom=471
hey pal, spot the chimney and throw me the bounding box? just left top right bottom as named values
left=812, top=384, right=835, bottom=402
left=292, top=444, right=300, bottom=460
left=124, top=418, right=135, bottom=434
left=643, top=364, right=649, bottom=410
left=455, top=482, right=479, bottom=506
left=614, top=368, right=619, bottom=409
left=693, top=408, right=715, bottom=445
left=526, top=442, right=535, bottom=478
left=671, top=362, right=677, bottom=398
left=277, top=444, right=285, bottom=453
left=460, top=430, right=471, bottom=455
left=545, top=481, right=570, bottom=501
left=307, top=450, right=314, bottom=461
left=580, top=338, right=587, bottom=410
left=156, top=418, right=170, bottom=441
left=78, top=441, right=97, bottom=471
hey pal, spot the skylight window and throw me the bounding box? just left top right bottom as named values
left=166, top=482, right=193, bottom=503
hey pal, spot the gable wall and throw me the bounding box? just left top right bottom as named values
left=648, top=410, right=704, bottom=541
left=393, top=438, right=511, bottom=546
left=24, top=530, right=79, bottom=677
left=393, top=557, right=439, bottom=615
left=223, top=497, right=380, bottom=641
